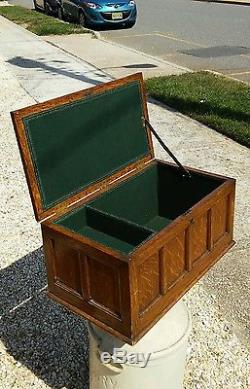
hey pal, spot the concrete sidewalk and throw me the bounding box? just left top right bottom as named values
left=0, top=15, right=109, bottom=102
left=0, top=15, right=249, bottom=389
left=44, top=34, right=188, bottom=79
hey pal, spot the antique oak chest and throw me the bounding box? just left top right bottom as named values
left=12, top=73, right=235, bottom=344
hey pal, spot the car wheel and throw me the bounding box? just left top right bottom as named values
left=58, top=6, right=64, bottom=20
left=44, top=0, right=50, bottom=14
left=78, top=11, right=86, bottom=27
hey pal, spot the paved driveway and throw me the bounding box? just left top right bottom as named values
left=101, top=0, right=250, bottom=82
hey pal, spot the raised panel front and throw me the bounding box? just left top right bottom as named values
left=189, top=213, right=209, bottom=265
left=161, top=231, right=186, bottom=291
left=212, top=196, right=228, bottom=244
left=53, top=240, right=82, bottom=296
left=87, top=256, right=122, bottom=319
left=138, top=253, right=161, bottom=315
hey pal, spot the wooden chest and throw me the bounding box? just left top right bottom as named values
left=12, top=73, right=235, bottom=344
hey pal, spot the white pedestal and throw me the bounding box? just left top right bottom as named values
left=88, top=300, right=191, bottom=389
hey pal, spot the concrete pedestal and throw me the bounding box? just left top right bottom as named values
left=88, top=300, right=191, bottom=389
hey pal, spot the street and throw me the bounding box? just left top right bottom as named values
left=101, top=0, right=250, bottom=82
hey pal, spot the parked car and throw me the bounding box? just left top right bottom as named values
left=57, top=0, right=137, bottom=28
left=33, top=0, right=59, bottom=15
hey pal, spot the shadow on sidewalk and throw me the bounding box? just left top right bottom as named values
left=0, top=248, right=89, bottom=389
left=180, top=45, right=250, bottom=58
left=8, top=56, right=106, bottom=86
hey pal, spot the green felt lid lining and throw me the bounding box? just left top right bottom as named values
left=23, top=80, right=150, bottom=212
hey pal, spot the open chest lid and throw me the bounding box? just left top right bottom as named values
left=11, top=73, right=154, bottom=221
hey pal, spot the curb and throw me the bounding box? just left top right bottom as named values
left=204, top=69, right=249, bottom=84
left=45, top=39, right=114, bottom=79
left=0, top=5, right=98, bottom=38
left=96, top=35, right=191, bottom=74
left=0, top=14, right=111, bottom=78
left=90, top=29, right=101, bottom=39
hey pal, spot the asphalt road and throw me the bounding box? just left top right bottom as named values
left=101, top=0, right=250, bottom=82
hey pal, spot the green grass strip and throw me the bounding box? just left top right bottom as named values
left=146, top=71, right=250, bottom=148
left=0, top=5, right=90, bottom=35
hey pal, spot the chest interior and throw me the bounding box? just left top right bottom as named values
left=55, top=162, right=224, bottom=254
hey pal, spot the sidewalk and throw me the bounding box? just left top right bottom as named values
left=0, top=15, right=249, bottom=389
left=44, top=34, right=188, bottom=79
left=0, top=15, right=109, bottom=102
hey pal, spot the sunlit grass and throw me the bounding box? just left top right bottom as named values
left=147, top=72, right=250, bottom=147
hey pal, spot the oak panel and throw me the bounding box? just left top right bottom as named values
left=87, top=256, right=122, bottom=318
left=138, top=253, right=160, bottom=314
left=161, top=231, right=186, bottom=291
left=189, top=212, right=208, bottom=265
left=53, top=239, right=82, bottom=296
left=212, top=197, right=228, bottom=244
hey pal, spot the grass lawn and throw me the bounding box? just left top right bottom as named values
left=0, top=6, right=90, bottom=35
left=146, top=72, right=250, bottom=148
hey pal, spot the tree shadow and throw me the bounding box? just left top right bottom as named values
left=7, top=56, right=106, bottom=86
left=0, top=248, right=89, bottom=389
left=101, top=63, right=158, bottom=71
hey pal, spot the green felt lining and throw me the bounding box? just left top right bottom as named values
left=23, top=81, right=149, bottom=210
left=56, top=162, right=225, bottom=254
left=56, top=205, right=154, bottom=254
left=90, top=162, right=222, bottom=224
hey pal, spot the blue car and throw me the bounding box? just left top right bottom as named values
left=58, top=0, right=137, bottom=28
